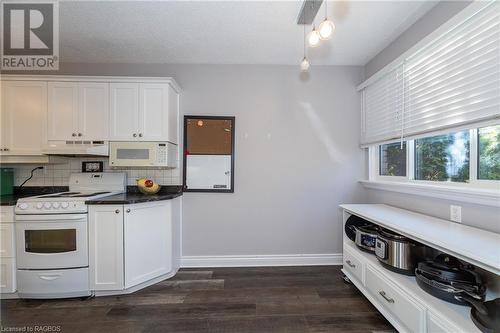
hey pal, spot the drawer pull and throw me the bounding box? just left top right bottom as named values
left=345, top=260, right=356, bottom=268
left=38, top=274, right=62, bottom=281
left=379, top=290, right=395, bottom=303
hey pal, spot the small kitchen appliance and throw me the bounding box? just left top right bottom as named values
left=0, top=168, right=14, bottom=196
left=375, top=227, right=425, bottom=275
left=15, top=172, right=126, bottom=299
left=415, top=254, right=486, bottom=306
left=345, top=215, right=379, bottom=253
left=109, top=141, right=177, bottom=168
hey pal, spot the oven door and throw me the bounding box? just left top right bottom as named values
left=15, top=214, right=88, bottom=269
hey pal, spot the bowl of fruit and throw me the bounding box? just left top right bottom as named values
left=136, top=178, right=161, bottom=195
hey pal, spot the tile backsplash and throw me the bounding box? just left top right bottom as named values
left=12, top=157, right=181, bottom=187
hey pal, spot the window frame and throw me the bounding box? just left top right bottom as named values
left=369, top=127, right=499, bottom=190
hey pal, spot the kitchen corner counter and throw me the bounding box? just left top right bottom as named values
left=85, top=186, right=183, bottom=205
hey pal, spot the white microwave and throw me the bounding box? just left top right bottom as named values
left=109, top=142, right=177, bottom=168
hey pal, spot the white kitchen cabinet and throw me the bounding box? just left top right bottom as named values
left=1, top=81, right=47, bottom=155
left=78, top=82, right=109, bottom=140
left=341, top=206, right=483, bottom=333
left=89, top=200, right=179, bottom=293
left=109, top=83, right=139, bottom=141
left=0, top=258, right=16, bottom=294
left=48, top=81, right=109, bottom=141
left=48, top=81, right=79, bottom=141
left=427, top=312, right=461, bottom=333
left=124, top=201, right=172, bottom=288
left=89, top=205, right=124, bottom=291
left=110, top=82, right=178, bottom=143
left=0, top=206, right=16, bottom=294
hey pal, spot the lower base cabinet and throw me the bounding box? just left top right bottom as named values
left=0, top=207, right=16, bottom=294
left=124, top=201, right=172, bottom=288
left=89, top=199, right=180, bottom=292
left=89, top=204, right=124, bottom=291
left=0, top=258, right=16, bottom=293
left=365, top=264, right=425, bottom=332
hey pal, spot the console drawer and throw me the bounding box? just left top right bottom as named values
left=343, top=245, right=364, bottom=284
left=365, top=264, right=424, bottom=332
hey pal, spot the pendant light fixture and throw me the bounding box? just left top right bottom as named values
left=300, top=23, right=310, bottom=72
left=318, top=0, right=335, bottom=40
left=308, top=24, right=320, bottom=47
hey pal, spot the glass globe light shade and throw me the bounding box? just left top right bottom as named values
left=319, top=19, right=335, bottom=40
left=308, top=28, right=320, bottom=47
left=300, top=57, right=310, bottom=72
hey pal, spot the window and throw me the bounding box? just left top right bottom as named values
left=372, top=125, right=499, bottom=189
left=379, top=142, right=406, bottom=176
left=415, top=131, right=470, bottom=183
left=478, top=125, right=500, bottom=181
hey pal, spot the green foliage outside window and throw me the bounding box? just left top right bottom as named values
left=478, top=125, right=500, bottom=180
left=380, top=142, right=406, bottom=176
left=415, top=131, right=470, bottom=183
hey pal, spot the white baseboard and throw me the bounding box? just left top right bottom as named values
left=180, top=253, right=342, bottom=268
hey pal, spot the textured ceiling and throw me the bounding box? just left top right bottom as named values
left=59, top=1, right=438, bottom=65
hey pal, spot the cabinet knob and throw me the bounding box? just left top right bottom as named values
left=133, top=133, right=137, bottom=137
left=3, top=148, right=8, bottom=151
left=72, top=133, right=77, bottom=137
left=138, top=133, right=143, bottom=138
left=78, top=133, right=82, bottom=137
left=115, top=209, right=120, bottom=214
left=126, top=209, right=131, bottom=213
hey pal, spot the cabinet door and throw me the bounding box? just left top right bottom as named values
left=48, top=81, right=79, bottom=141
left=124, top=201, right=172, bottom=288
left=78, top=82, right=109, bottom=140
left=89, top=205, right=124, bottom=291
left=139, top=83, right=169, bottom=141
left=0, top=258, right=16, bottom=293
left=109, top=83, right=139, bottom=141
left=0, top=223, right=15, bottom=258
left=1, top=81, right=47, bottom=155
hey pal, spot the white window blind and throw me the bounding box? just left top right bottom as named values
left=362, top=64, right=405, bottom=145
left=361, top=1, right=500, bottom=146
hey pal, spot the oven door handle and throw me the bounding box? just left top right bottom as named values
left=38, top=273, right=63, bottom=281
left=15, top=214, right=87, bottom=221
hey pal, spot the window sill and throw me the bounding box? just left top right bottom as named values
left=359, top=180, right=500, bottom=207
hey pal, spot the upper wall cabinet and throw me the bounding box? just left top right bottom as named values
left=48, top=82, right=109, bottom=141
left=110, top=83, right=178, bottom=143
left=1, top=81, right=47, bottom=155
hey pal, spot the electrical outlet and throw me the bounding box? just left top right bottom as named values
left=450, top=205, right=462, bottom=223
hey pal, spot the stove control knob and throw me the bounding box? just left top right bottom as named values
left=52, top=202, right=60, bottom=209
left=61, top=202, right=69, bottom=209
left=18, top=203, right=29, bottom=210
left=43, top=202, right=51, bottom=209
left=36, top=203, right=43, bottom=209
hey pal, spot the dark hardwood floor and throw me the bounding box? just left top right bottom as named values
left=1, top=266, right=395, bottom=333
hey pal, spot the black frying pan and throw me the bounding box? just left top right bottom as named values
left=455, top=296, right=500, bottom=333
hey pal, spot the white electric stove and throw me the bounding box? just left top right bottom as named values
left=14, top=173, right=126, bottom=299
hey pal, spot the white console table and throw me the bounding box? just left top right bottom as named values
left=340, top=204, right=500, bottom=333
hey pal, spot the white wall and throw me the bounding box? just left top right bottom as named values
left=15, top=63, right=365, bottom=257
left=364, top=0, right=472, bottom=78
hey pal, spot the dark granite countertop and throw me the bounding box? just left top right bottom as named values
left=85, top=186, right=183, bottom=205
left=0, top=186, right=69, bottom=206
